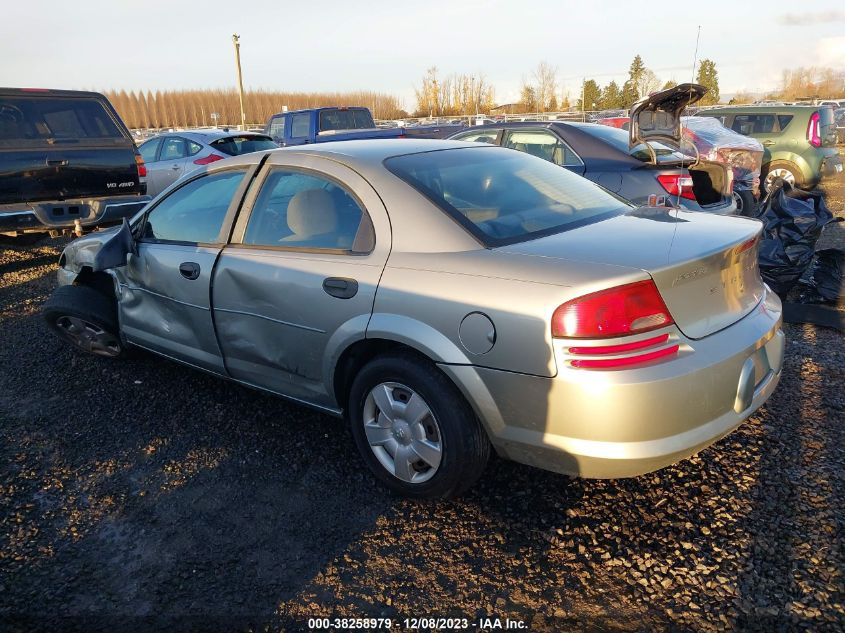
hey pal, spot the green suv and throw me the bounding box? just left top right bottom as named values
left=698, top=105, right=842, bottom=191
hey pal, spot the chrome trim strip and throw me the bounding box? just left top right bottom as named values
left=213, top=307, right=326, bottom=333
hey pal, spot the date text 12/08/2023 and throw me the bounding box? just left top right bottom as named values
left=306, top=616, right=529, bottom=630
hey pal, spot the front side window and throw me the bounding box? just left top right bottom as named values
left=139, top=138, right=161, bottom=163
left=386, top=147, right=630, bottom=246
left=243, top=170, right=370, bottom=251
left=504, top=129, right=583, bottom=167
left=142, top=170, right=245, bottom=243
left=160, top=137, right=188, bottom=161
left=291, top=113, right=310, bottom=138
left=454, top=130, right=500, bottom=144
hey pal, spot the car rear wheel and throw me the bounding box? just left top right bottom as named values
left=42, top=285, right=127, bottom=359
left=348, top=353, right=490, bottom=499
left=733, top=189, right=757, bottom=217
left=762, top=161, right=803, bottom=192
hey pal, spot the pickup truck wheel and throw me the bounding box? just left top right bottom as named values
left=42, top=285, right=126, bottom=359
left=348, top=353, right=490, bottom=499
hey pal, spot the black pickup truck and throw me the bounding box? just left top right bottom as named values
left=0, top=88, right=150, bottom=239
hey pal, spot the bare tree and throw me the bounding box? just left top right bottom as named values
left=533, top=61, right=558, bottom=113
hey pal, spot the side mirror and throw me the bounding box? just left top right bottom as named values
left=93, top=218, right=134, bottom=271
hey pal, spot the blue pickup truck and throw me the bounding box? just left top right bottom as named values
left=264, top=107, right=405, bottom=146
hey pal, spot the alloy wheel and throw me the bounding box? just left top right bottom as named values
left=764, top=168, right=796, bottom=190
left=362, top=382, right=443, bottom=483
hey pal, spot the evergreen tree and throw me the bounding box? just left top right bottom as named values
left=662, top=79, right=678, bottom=90
left=577, top=80, right=602, bottom=111
left=696, top=59, right=720, bottom=105
left=600, top=81, right=623, bottom=109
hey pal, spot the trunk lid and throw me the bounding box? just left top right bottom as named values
left=500, top=207, right=765, bottom=339
left=630, top=83, right=707, bottom=150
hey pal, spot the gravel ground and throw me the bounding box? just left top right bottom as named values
left=1, top=179, right=844, bottom=632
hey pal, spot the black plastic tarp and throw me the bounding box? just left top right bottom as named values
left=756, top=182, right=833, bottom=296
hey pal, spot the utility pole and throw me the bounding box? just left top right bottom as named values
left=232, top=34, right=246, bottom=130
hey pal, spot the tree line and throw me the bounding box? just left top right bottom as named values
left=413, top=55, right=722, bottom=116
left=104, top=89, right=407, bottom=129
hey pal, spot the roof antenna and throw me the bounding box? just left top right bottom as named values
left=691, top=25, right=701, bottom=84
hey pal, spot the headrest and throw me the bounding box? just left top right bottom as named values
left=287, top=188, right=337, bottom=237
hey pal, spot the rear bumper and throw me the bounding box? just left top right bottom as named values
left=0, top=196, right=150, bottom=233
left=441, top=287, right=783, bottom=479
left=820, top=153, right=843, bottom=180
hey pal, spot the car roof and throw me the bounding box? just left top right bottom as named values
left=206, top=138, right=495, bottom=175
left=145, top=129, right=270, bottom=142
left=699, top=105, right=820, bottom=114
left=269, top=106, right=371, bottom=117
left=0, top=87, right=108, bottom=99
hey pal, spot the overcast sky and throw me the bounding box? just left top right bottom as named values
left=3, top=1, right=844, bottom=110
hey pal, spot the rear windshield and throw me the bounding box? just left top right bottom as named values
left=210, top=135, right=277, bottom=155
left=318, top=109, right=375, bottom=132
left=577, top=123, right=688, bottom=163
left=385, top=147, right=630, bottom=246
left=0, top=96, right=123, bottom=143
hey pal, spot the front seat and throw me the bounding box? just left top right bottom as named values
left=280, top=188, right=341, bottom=248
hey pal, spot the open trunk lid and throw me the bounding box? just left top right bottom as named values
left=630, top=83, right=706, bottom=150
left=500, top=207, right=765, bottom=339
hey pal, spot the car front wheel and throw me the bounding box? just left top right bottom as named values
left=348, top=353, right=490, bottom=499
left=42, top=284, right=127, bottom=359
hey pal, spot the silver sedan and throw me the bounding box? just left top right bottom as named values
left=138, top=129, right=277, bottom=197
left=45, top=139, right=783, bottom=498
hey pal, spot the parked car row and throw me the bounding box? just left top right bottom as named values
left=449, top=84, right=737, bottom=216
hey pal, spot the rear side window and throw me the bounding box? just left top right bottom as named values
left=143, top=170, right=245, bottom=243
left=777, top=115, right=794, bottom=130
left=318, top=109, right=375, bottom=131
left=291, top=113, right=310, bottom=138
left=453, top=129, right=500, bottom=144
left=386, top=147, right=630, bottom=246
left=210, top=135, right=277, bottom=156
left=160, top=137, right=187, bottom=160
left=731, top=114, right=775, bottom=135
left=0, top=96, right=123, bottom=142
left=503, top=129, right=583, bottom=167
left=243, top=169, right=372, bottom=252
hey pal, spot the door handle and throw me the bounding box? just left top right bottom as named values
left=762, top=140, right=775, bottom=146
left=179, top=261, right=201, bottom=280
left=171, top=164, right=181, bottom=170
left=322, top=277, right=358, bottom=299
left=46, top=159, right=69, bottom=166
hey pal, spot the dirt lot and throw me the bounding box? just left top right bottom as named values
left=1, top=179, right=844, bottom=632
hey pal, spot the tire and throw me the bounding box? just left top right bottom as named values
left=762, top=160, right=803, bottom=193
left=42, top=284, right=127, bottom=359
left=348, top=352, right=490, bottom=499
left=733, top=189, right=757, bottom=217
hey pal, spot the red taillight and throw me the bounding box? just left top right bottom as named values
left=134, top=154, right=146, bottom=177
left=194, top=153, right=225, bottom=165
left=656, top=174, right=697, bottom=201
left=552, top=280, right=674, bottom=339
left=807, top=111, right=822, bottom=148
